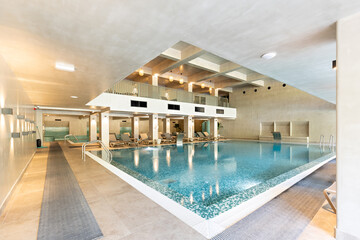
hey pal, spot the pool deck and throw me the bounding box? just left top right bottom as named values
left=0, top=141, right=336, bottom=240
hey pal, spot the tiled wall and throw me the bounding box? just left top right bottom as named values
left=0, top=57, right=36, bottom=212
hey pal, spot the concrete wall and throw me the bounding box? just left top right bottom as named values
left=222, top=79, right=336, bottom=143
left=336, top=12, right=360, bottom=240
left=0, top=56, right=36, bottom=212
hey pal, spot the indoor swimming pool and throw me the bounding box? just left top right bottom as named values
left=88, top=141, right=335, bottom=220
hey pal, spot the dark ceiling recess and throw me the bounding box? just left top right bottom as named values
left=282, top=84, right=286, bottom=87
left=243, top=91, right=246, bottom=94
left=254, top=89, right=257, bottom=92
left=268, top=86, right=271, bottom=90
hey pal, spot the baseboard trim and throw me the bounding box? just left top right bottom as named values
left=0, top=150, right=37, bottom=215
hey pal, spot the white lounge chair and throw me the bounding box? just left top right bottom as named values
left=140, top=133, right=154, bottom=145
left=323, top=181, right=336, bottom=214
left=109, top=133, right=125, bottom=147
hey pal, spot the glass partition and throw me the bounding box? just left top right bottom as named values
left=106, top=79, right=228, bottom=107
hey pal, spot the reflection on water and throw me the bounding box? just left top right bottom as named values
left=99, top=141, right=333, bottom=205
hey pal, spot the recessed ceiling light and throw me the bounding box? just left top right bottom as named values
left=55, top=62, right=75, bottom=72
left=70, top=96, right=78, bottom=99
left=261, top=52, right=277, bottom=60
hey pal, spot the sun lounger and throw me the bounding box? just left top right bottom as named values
left=163, top=133, right=175, bottom=143
left=139, top=133, right=154, bottom=145
left=121, top=133, right=138, bottom=146
left=324, top=182, right=336, bottom=213
left=109, top=133, right=125, bottom=147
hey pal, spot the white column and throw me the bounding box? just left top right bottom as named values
left=184, top=82, right=193, bottom=92
left=35, top=110, right=43, bottom=145
left=131, top=116, right=140, bottom=140
left=210, top=88, right=218, bottom=97
left=100, top=111, right=109, bottom=147
left=210, top=118, right=218, bottom=139
left=149, top=114, right=158, bottom=140
left=184, top=116, right=193, bottom=139
left=164, top=118, right=171, bottom=134
left=152, top=74, right=158, bottom=86
left=89, top=114, right=97, bottom=141
left=336, top=12, right=360, bottom=240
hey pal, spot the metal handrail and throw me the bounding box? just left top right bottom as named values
left=64, top=134, right=79, bottom=142
left=319, top=135, right=325, bottom=146
left=82, top=140, right=112, bottom=163
left=329, top=135, right=335, bottom=150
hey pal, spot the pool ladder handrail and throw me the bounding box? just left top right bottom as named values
left=64, top=134, right=79, bottom=142
left=82, top=140, right=112, bottom=163
left=328, top=135, right=335, bottom=150
left=319, top=135, right=325, bottom=147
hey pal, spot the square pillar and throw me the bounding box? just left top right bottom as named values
left=210, top=118, right=218, bottom=139
left=336, top=12, right=360, bottom=240
left=152, top=74, right=158, bottom=86
left=184, top=116, right=193, bottom=139
left=35, top=110, right=43, bottom=146
left=164, top=118, right=171, bottom=134
left=100, top=111, right=110, bottom=147
left=131, top=116, right=140, bottom=140
left=184, top=82, right=193, bottom=92
left=211, top=88, right=219, bottom=97
left=89, top=114, right=97, bottom=142
left=149, top=114, right=158, bottom=140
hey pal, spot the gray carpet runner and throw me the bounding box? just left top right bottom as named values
left=37, top=142, right=102, bottom=240
left=212, top=160, right=336, bottom=240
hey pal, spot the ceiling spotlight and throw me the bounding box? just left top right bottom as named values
left=55, top=62, right=75, bottom=72
left=70, top=96, right=78, bottom=99
left=179, top=78, right=184, bottom=84
left=261, top=52, right=277, bottom=60
left=332, top=60, right=336, bottom=70
left=139, top=69, right=144, bottom=76
left=201, top=83, right=205, bottom=88
left=169, top=76, right=174, bottom=82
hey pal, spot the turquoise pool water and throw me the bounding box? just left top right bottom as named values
left=90, top=141, right=334, bottom=219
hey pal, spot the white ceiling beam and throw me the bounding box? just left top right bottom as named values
left=224, top=70, right=247, bottom=81
left=188, top=57, right=219, bottom=72
left=152, top=46, right=205, bottom=74
left=160, top=48, right=181, bottom=60
left=188, top=61, right=245, bottom=82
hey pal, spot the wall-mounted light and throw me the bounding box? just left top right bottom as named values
left=11, top=132, right=21, bottom=138
left=139, top=69, right=144, bottom=76
left=201, top=83, right=205, bottom=88
left=169, top=76, right=173, bottom=82
left=1, top=108, right=13, bottom=115
left=179, top=78, right=184, bottom=84
left=332, top=60, right=336, bottom=70
left=209, top=87, right=212, bottom=93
